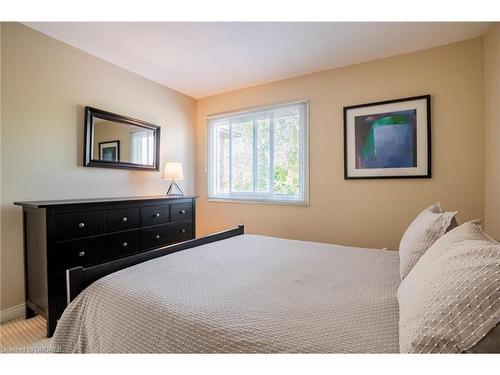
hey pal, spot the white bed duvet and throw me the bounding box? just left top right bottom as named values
left=51, top=234, right=400, bottom=353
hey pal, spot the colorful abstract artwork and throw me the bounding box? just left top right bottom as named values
left=354, top=109, right=416, bottom=169
left=344, top=95, right=431, bottom=179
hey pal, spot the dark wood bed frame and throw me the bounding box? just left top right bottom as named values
left=65, top=225, right=245, bottom=304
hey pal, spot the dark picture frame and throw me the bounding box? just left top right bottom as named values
left=343, top=95, right=431, bottom=180
left=84, top=106, right=161, bottom=171
left=98, top=140, right=120, bottom=162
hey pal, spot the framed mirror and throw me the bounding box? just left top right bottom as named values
left=84, top=107, right=161, bottom=171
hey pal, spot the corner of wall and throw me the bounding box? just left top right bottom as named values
left=484, top=23, right=500, bottom=239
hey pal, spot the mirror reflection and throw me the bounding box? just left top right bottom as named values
left=92, top=119, right=155, bottom=166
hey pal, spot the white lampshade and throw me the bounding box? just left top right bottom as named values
left=162, top=162, right=184, bottom=181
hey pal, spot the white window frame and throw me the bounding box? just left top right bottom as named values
left=207, top=100, right=309, bottom=206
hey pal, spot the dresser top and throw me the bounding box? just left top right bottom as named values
left=14, top=195, right=197, bottom=208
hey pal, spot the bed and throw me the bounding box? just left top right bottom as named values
left=51, top=229, right=400, bottom=353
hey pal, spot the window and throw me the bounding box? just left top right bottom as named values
left=207, top=101, right=309, bottom=204
left=131, top=130, right=154, bottom=165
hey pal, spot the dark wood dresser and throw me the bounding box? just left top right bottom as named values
left=14, top=196, right=196, bottom=337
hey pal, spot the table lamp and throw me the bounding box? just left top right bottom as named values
left=162, top=162, right=184, bottom=196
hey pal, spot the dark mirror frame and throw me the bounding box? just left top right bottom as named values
left=84, top=106, right=161, bottom=171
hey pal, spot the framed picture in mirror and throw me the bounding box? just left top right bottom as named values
left=98, top=140, right=120, bottom=162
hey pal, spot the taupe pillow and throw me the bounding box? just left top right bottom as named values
left=398, top=221, right=500, bottom=353
left=399, top=203, right=457, bottom=279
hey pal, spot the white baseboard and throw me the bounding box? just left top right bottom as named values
left=0, top=303, right=25, bottom=324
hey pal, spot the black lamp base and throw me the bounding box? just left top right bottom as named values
left=166, top=180, right=184, bottom=196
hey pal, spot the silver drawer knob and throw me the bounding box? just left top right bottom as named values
left=78, top=251, right=85, bottom=257
left=122, top=242, right=128, bottom=247
left=155, top=234, right=160, bottom=240
left=122, top=217, right=128, bottom=223
left=78, top=222, right=85, bottom=228
left=180, top=209, right=186, bottom=214
left=180, top=228, right=186, bottom=234
left=154, top=213, right=160, bottom=218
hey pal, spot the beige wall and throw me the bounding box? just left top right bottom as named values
left=196, top=38, right=485, bottom=250
left=484, top=24, right=500, bottom=239
left=0, top=23, right=196, bottom=311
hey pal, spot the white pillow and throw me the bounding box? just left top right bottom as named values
left=398, top=221, right=500, bottom=353
left=399, top=203, right=457, bottom=279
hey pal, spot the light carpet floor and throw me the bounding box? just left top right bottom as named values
left=0, top=316, right=51, bottom=353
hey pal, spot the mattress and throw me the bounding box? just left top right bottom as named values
left=51, top=234, right=401, bottom=353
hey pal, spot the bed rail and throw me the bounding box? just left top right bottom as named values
left=65, top=225, right=244, bottom=304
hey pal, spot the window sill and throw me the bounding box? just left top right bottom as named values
left=207, top=197, right=309, bottom=206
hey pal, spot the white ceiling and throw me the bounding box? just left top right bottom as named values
left=25, top=22, right=492, bottom=98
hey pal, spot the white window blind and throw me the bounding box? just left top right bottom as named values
left=207, top=101, right=309, bottom=204
left=131, top=130, right=154, bottom=165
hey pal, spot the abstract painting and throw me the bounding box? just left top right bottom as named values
left=354, top=109, right=416, bottom=169
left=344, top=95, right=431, bottom=179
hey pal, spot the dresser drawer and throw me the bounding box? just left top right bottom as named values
left=54, top=236, right=112, bottom=268
left=168, top=221, right=194, bottom=243
left=111, top=230, right=141, bottom=258
left=141, top=224, right=171, bottom=249
left=54, top=211, right=104, bottom=241
left=105, top=207, right=140, bottom=233
left=141, top=205, right=170, bottom=227
left=141, top=221, right=193, bottom=249
left=170, top=203, right=193, bottom=222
